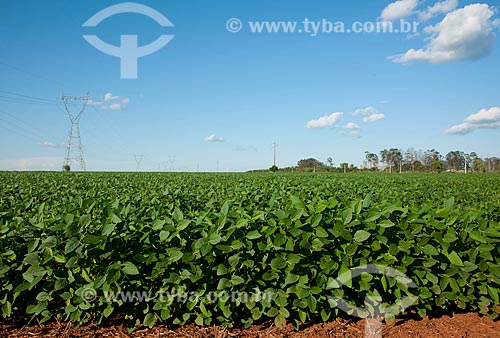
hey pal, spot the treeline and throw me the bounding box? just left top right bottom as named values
left=363, top=148, right=499, bottom=173
left=272, top=149, right=500, bottom=173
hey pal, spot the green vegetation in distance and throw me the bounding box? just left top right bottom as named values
left=259, top=149, right=499, bottom=173
left=0, top=172, right=499, bottom=329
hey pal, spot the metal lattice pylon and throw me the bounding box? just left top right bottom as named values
left=134, top=154, right=143, bottom=172
left=62, top=93, right=89, bottom=171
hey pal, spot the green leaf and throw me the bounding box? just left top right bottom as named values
left=342, top=209, right=353, bottom=224
left=172, top=207, right=183, bottom=222
left=111, top=214, right=122, bottom=223
left=231, top=275, right=245, bottom=285
left=167, top=248, right=183, bottom=263
left=64, top=237, right=80, bottom=254
left=271, top=256, right=287, bottom=269
left=443, top=197, right=455, bottom=210
left=36, top=292, right=50, bottom=302
left=246, top=231, right=262, bottom=240
left=316, top=226, right=329, bottom=238
left=379, top=220, right=394, bottom=228
left=159, top=230, right=170, bottom=242
left=144, top=313, right=157, bottom=328
left=285, top=273, right=299, bottom=286
left=445, top=251, right=464, bottom=267
left=103, top=305, right=114, bottom=318
left=275, top=314, right=286, bottom=328
left=152, top=219, right=165, bottom=230
left=221, top=201, right=230, bottom=215
left=267, top=307, right=279, bottom=317
left=443, top=231, right=457, bottom=243
left=177, top=219, right=191, bottom=231
left=101, top=223, right=115, bottom=236
left=290, top=195, right=307, bottom=212
left=354, top=230, right=371, bottom=243
left=26, top=301, right=48, bottom=315
left=421, top=244, right=439, bottom=256
left=122, top=261, right=139, bottom=275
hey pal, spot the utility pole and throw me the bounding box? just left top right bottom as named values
left=134, top=154, right=143, bottom=172
left=273, top=140, right=277, bottom=167
left=62, top=92, right=89, bottom=171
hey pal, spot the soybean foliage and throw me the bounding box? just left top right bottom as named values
left=0, top=172, right=499, bottom=328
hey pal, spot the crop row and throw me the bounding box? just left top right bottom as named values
left=0, top=172, right=499, bottom=328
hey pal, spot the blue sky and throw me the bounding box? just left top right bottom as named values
left=0, top=0, right=499, bottom=171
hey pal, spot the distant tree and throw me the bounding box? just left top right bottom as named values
left=380, top=149, right=390, bottom=172
left=485, top=157, right=500, bottom=172
left=412, top=160, right=426, bottom=172
left=269, top=165, right=278, bottom=172
left=326, top=157, right=334, bottom=167
left=365, top=151, right=379, bottom=169
left=423, top=149, right=441, bottom=170
left=431, top=160, right=445, bottom=173
left=390, top=148, right=403, bottom=173
left=380, top=149, right=401, bottom=173
left=63, top=164, right=71, bottom=172
left=297, top=158, right=323, bottom=169
left=404, top=148, right=418, bottom=171
left=472, top=159, right=486, bottom=173
left=446, top=150, right=464, bottom=172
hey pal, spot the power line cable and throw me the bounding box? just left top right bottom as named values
left=0, top=90, right=59, bottom=103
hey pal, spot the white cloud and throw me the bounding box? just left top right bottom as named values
left=89, top=92, right=129, bottom=111
left=352, top=107, right=377, bottom=116
left=363, top=113, right=385, bottom=123
left=108, top=103, right=122, bottom=111
left=381, top=0, right=419, bottom=21
left=345, top=122, right=361, bottom=130
left=464, top=107, right=500, bottom=123
left=419, top=0, right=458, bottom=21
left=305, top=112, right=343, bottom=129
left=204, top=134, right=224, bottom=142
left=390, top=4, right=499, bottom=64
left=40, top=141, right=64, bottom=149
left=446, top=107, right=500, bottom=134
left=342, top=122, right=362, bottom=137
left=104, top=92, right=120, bottom=102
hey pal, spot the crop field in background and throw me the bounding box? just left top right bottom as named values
left=0, top=172, right=499, bottom=329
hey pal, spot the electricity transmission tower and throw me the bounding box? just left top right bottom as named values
left=62, top=92, right=89, bottom=171
left=168, top=155, right=176, bottom=172
left=134, top=154, right=143, bottom=172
